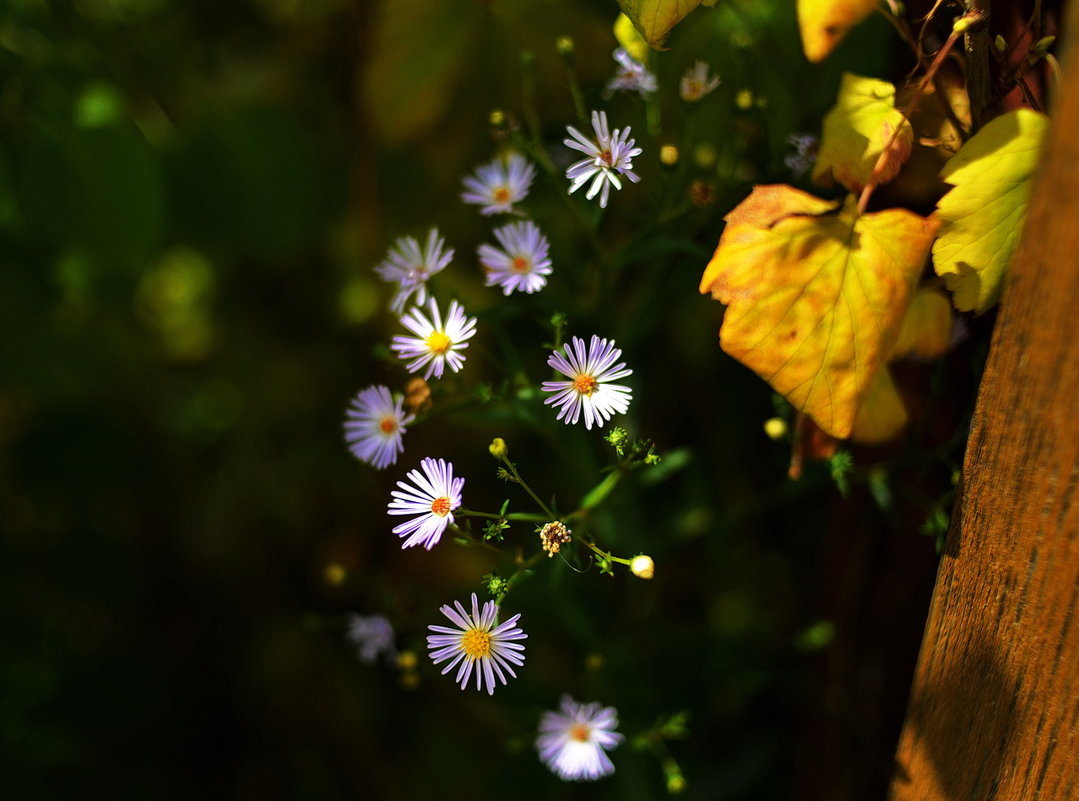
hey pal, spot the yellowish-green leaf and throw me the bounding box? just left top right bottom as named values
left=797, top=0, right=879, bottom=63
left=851, top=368, right=907, bottom=444
left=933, top=108, right=1049, bottom=312
left=812, top=73, right=913, bottom=194
left=700, top=185, right=937, bottom=439
left=616, top=0, right=702, bottom=49
left=614, top=13, right=650, bottom=62
left=890, top=287, right=953, bottom=360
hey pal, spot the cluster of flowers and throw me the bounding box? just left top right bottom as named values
left=348, top=605, right=624, bottom=781
left=338, top=46, right=720, bottom=782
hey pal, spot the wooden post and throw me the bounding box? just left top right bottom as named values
left=887, top=11, right=1079, bottom=801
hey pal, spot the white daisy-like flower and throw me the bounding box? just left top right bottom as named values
left=541, top=335, right=633, bottom=430
left=564, top=110, right=642, bottom=209
left=461, top=153, right=536, bottom=216
left=390, top=298, right=477, bottom=380
left=342, top=385, right=414, bottom=469
left=426, top=592, right=527, bottom=695
left=536, top=695, right=624, bottom=781
left=679, top=60, right=721, bottom=102
left=387, top=456, right=464, bottom=550
left=477, top=221, right=553, bottom=296
left=605, top=47, right=658, bottom=97
left=374, top=228, right=454, bottom=315
left=344, top=613, right=397, bottom=664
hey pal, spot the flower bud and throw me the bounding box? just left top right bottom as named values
left=763, top=417, right=788, bottom=440
left=555, top=36, right=575, bottom=61
left=630, top=554, right=654, bottom=579
left=488, top=437, right=508, bottom=460
left=660, top=144, right=679, bottom=166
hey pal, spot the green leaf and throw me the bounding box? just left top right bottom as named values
left=812, top=73, right=913, bottom=193
left=616, top=0, right=703, bottom=49
left=933, top=108, right=1049, bottom=312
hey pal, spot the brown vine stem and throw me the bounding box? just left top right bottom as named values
left=856, top=16, right=970, bottom=216
left=964, top=0, right=993, bottom=131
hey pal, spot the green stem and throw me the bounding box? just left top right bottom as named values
left=499, top=456, right=556, bottom=520
left=457, top=508, right=549, bottom=523
left=579, top=537, right=633, bottom=567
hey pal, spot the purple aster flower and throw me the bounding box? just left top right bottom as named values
left=343, top=385, right=414, bottom=469
left=461, top=153, right=536, bottom=215
left=388, top=457, right=464, bottom=550
left=374, top=228, right=454, bottom=315
left=605, top=47, right=657, bottom=97
left=542, top=335, right=633, bottom=430
left=390, top=298, right=477, bottom=380
left=345, top=613, right=397, bottom=664
left=537, top=695, right=624, bottom=781
left=477, top=220, right=553, bottom=296
left=426, top=593, right=527, bottom=695
left=564, top=110, right=642, bottom=209
left=680, top=60, right=721, bottom=102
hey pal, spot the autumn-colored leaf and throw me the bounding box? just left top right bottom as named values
left=797, top=0, right=879, bottom=63
left=851, top=368, right=907, bottom=444
left=616, top=0, right=702, bottom=49
left=933, top=108, right=1049, bottom=313
left=891, top=287, right=953, bottom=360
left=849, top=288, right=953, bottom=443
left=700, top=185, right=937, bottom=439
left=813, top=73, right=913, bottom=194
left=614, top=13, right=650, bottom=62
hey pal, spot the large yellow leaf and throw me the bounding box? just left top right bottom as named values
left=851, top=368, right=907, bottom=444
left=798, top=0, right=879, bottom=63
left=890, top=287, right=953, bottom=360
left=813, top=73, right=913, bottom=194
left=616, top=0, right=702, bottom=48
left=933, top=108, right=1049, bottom=313
left=700, top=185, right=937, bottom=439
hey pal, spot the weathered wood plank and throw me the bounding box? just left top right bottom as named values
left=887, top=7, right=1079, bottom=801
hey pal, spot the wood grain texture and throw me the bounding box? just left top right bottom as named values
left=887, top=9, right=1079, bottom=801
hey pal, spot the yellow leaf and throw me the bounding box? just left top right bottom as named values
left=797, top=0, right=878, bottom=63
left=813, top=73, right=913, bottom=194
left=700, top=185, right=936, bottom=439
left=615, top=0, right=702, bottom=49
left=851, top=368, right=907, bottom=444
left=890, top=287, right=953, bottom=360
left=614, top=13, right=650, bottom=62
left=933, top=108, right=1049, bottom=312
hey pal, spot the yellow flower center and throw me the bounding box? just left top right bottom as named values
left=573, top=374, right=598, bottom=396
left=430, top=496, right=451, bottom=516
left=425, top=331, right=452, bottom=354
left=511, top=256, right=530, bottom=273
left=569, top=722, right=591, bottom=742
left=492, top=186, right=511, bottom=204
left=379, top=416, right=398, bottom=434
left=460, top=628, right=492, bottom=658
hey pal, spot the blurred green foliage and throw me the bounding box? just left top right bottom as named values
left=0, top=1, right=963, bottom=799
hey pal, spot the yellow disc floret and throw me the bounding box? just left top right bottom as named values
left=425, top=331, right=452, bottom=354
left=573, top=374, right=598, bottom=396
left=460, top=628, right=492, bottom=658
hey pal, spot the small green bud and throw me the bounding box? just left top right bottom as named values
left=483, top=572, right=510, bottom=596
left=644, top=453, right=661, bottom=466
left=488, top=437, right=508, bottom=460
left=1032, top=35, right=1055, bottom=55
left=488, top=109, right=506, bottom=128
left=496, top=467, right=515, bottom=482
left=555, top=36, right=575, bottom=61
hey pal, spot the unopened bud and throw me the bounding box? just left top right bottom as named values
left=397, top=650, right=418, bottom=671
left=489, top=437, right=508, bottom=459
left=630, top=554, right=655, bottom=579
left=489, top=108, right=506, bottom=128
left=763, top=417, right=788, bottom=440
left=660, top=144, right=679, bottom=166
left=555, top=36, right=574, bottom=60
